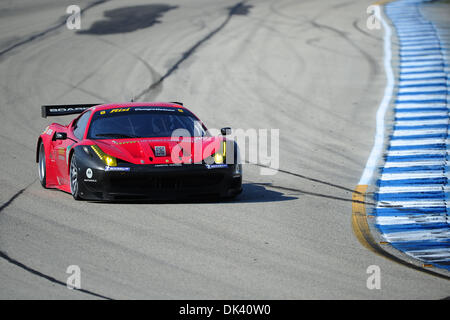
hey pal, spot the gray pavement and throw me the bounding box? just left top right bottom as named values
left=0, top=0, right=448, bottom=299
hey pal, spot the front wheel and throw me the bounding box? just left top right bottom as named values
left=69, top=154, right=82, bottom=200
left=38, top=142, right=48, bottom=188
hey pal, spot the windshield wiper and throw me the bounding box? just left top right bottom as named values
left=95, top=133, right=141, bottom=138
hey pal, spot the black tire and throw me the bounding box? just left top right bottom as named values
left=69, top=153, right=82, bottom=200
left=38, top=142, right=48, bottom=188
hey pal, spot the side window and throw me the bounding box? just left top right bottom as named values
left=73, top=111, right=91, bottom=140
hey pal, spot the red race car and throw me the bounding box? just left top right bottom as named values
left=37, top=102, right=242, bottom=201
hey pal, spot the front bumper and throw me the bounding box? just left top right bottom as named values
left=77, top=158, right=242, bottom=201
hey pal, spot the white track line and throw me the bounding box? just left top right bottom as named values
left=377, top=185, right=446, bottom=193
left=394, top=102, right=447, bottom=108
left=386, top=149, right=447, bottom=156
left=389, top=138, right=445, bottom=146
left=376, top=216, right=447, bottom=225
left=358, top=9, right=394, bottom=185
left=383, top=160, right=444, bottom=167
left=392, top=129, right=447, bottom=136
left=380, top=172, right=448, bottom=180
left=394, top=119, right=448, bottom=126
left=381, top=229, right=450, bottom=242
left=398, top=86, right=446, bottom=93
left=394, top=111, right=448, bottom=117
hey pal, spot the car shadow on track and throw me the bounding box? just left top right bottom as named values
left=87, top=183, right=297, bottom=205
left=233, top=183, right=297, bottom=203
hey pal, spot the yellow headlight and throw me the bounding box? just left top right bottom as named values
left=91, top=145, right=117, bottom=167
left=105, top=156, right=117, bottom=167
left=214, top=153, right=224, bottom=164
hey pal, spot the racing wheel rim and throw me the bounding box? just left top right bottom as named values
left=38, top=143, right=46, bottom=184
left=70, top=156, right=79, bottom=197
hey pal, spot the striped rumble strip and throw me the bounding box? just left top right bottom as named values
left=375, top=0, right=450, bottom=270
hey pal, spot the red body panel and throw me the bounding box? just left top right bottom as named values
left=38, top=102, right=224, bottom=193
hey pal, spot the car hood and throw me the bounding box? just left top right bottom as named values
left=85, top=136, right=225, bottom=165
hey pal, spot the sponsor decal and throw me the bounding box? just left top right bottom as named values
left=86, top=168, right=93, bottom=179
left=105, top=166, right=130, bottom=172
left=154, top=163, right=184, bottom=167
left=206, top=164, right=228, bottom=169
left=50, top=107, right=85, bottom=113
left=134, top=107, right=176, bottom=112
left=154, top=146, right=166, bottom=157
left=66, top=144, right=74, bottom=165
left=110, top=108, right=130, bottom=113
left=83, top=179, right=97, bottom=182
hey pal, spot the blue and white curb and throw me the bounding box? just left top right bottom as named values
left=373, top=0, right=450, bottom=271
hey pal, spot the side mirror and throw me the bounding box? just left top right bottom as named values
left=54, top=132, right=67, bottom=140
left=221, top=127, right=231, bottom=136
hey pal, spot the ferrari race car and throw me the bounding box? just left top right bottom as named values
left=37, top=102, right=242, bottom=201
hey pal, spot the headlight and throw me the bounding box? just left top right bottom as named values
left=204, top=141, right=227, bottom=165
left=214, top=153, right=224, bottom=164
left=90, top=145, right=117, bottom=167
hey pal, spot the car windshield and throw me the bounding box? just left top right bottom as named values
left=87, top=107, right=208, bottom=139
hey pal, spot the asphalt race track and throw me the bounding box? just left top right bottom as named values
left=0, top=0, right=448, bottom=299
